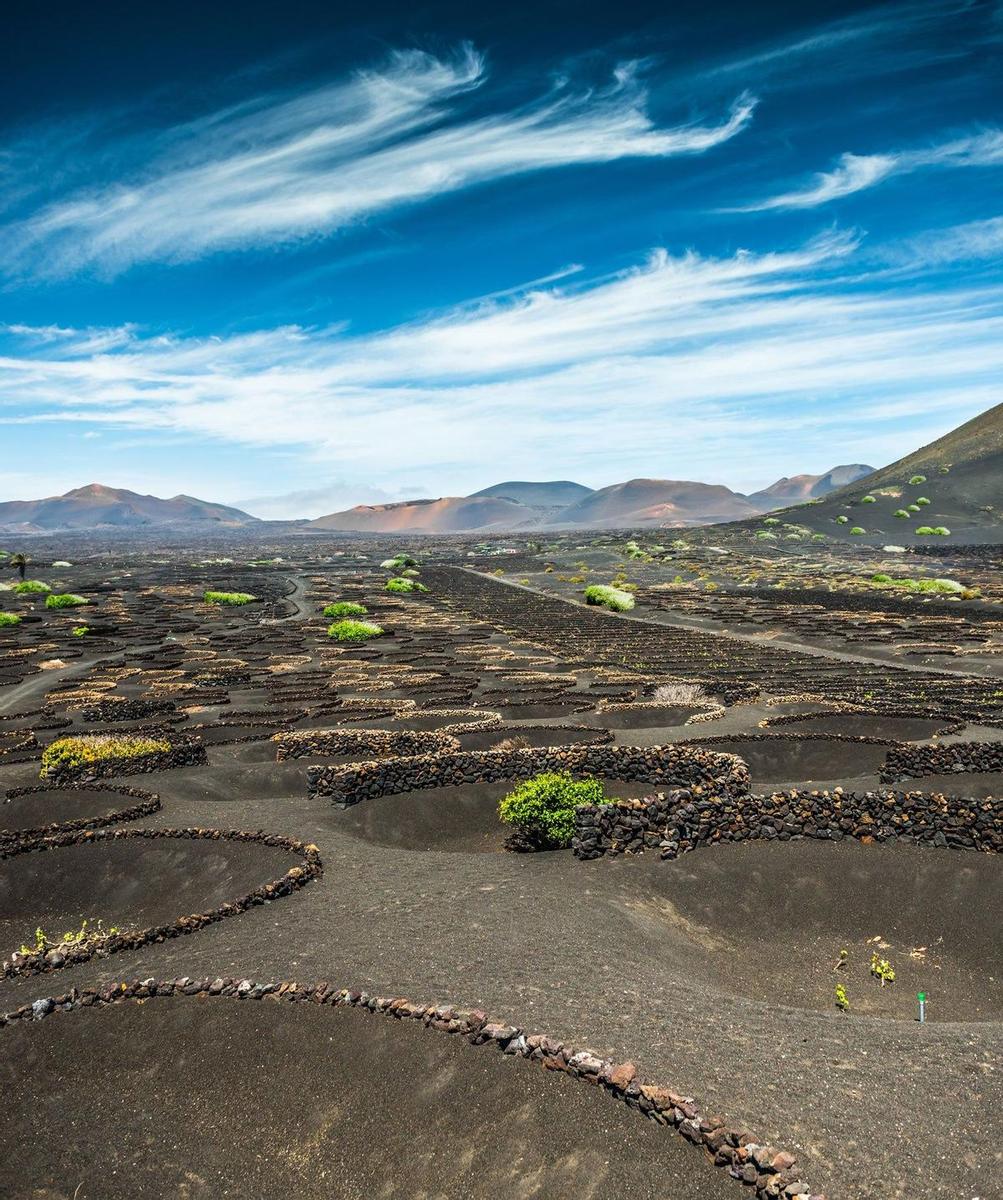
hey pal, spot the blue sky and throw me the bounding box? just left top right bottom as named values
left=1, top=0, right=1000, bottom=517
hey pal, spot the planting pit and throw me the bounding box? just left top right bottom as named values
left=681, top=734, right=892, bottom=788
left=0, top=995, right=733, bottom=1200
left=334, top=777, right=672, bottom=853
left=580, top=703, right=706, bottom=730
left=0, top=834, right=306, bottom=974
left=763, top=712, right=957, bottom=740
left=1, top=785, right=159, bottom=842
left=456, top=725, right=612, bottom=752
left=608, top=839, right=1002, bottom=1021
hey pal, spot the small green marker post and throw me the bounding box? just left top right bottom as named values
left=918, top=992, right=926, bottom=1023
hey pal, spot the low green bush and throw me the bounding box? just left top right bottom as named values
left=835, top=515, right=849, bottom=525
left=915, top=496, right=931, bottom=506
left=41, top=735, right=171, bottom=777
left=327, top=618, right=384, bottom=642
left=71, top=625, right=89, bottom=637
left=849, top=526, right=866, bottom=535
left=203, top=590, right=256, bottom=606
left=861, top=495, right=876, bottom=504
left=498, top=772, right=606, bottom=848
left=0, top=611, right=20, bottom=627
left=915, top=526, right=935, bottom=535
left=45, top=593, right=88, bottom=609
left=908, top=474, right=927, bottom=485
left=385, top=577, right=428, bottom=594
left=894, top=509, right=909, bottom=518
left=322, top=601, right=368, bottom=618
left=13, top=580, right=50, bottom=595
left=583, top=584, right=635, bottom=612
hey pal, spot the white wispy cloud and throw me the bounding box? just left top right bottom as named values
left=0, top=46, right=755, bottom=277
left=2, top=230, right=1001, bottom=498
left=881, top=214, right=1003, bottom=266
left=735, top=128, right=1003, bottom=211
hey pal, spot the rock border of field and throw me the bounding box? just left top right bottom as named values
left=0, top=827, right=322, bottom=980
left=337, top=707, right=504, bottom=735
left=274, top=727, right=461, bottom=760
left=760, top=711, right=965, bottom=736
left=308, top=743, right=751, bottom=810
left=573, top=786, right=1001, bottom=859
left=1, top=782, right=161, bottom=845
left=881, top=740, right=1003, bottom=784
left=0, top=977, right=825, bottom=1200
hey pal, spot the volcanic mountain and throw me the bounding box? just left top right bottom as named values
left=747, top=464, right=875, bottom=509
left=0, top=485, right=259, bottom=533
left=470, top=480, right=594, bottom=508
left=547, top=479, right=761, bottom=528
left=307, top=495, right=540, bottom=533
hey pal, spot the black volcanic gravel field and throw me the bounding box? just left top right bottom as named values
left=0, top=548, right=1000, bottom=1200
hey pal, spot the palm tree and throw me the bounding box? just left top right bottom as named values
left=10, top=553, right=26, bottom=581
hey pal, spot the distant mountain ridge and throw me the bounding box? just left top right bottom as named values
left=0, top=484, right=259, bottom=533
left=307, top=467, right=872, bottom=533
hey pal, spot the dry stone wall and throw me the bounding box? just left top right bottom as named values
left=308, top=744, right=750, bottom=809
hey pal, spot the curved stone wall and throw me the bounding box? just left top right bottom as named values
left=0, top=977, right=825, bottom=1200
left=1, top=827, right=322, bottom=980
left=574, top=787, right=1001, bottom=859
left=308, top=744, right=751, bottom=810
left=881, top=740, right=1003, bottom=784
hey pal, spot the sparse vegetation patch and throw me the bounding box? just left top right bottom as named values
left=41, top=734, right=172, bottom=777
left=203, top=590, right=257, bottom=605
left=327, top=618, right=385, bottom=642
left=583, top=584, right=635, bottom=612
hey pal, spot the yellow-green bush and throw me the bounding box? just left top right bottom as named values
left=41, top=735, right=171, bottom=777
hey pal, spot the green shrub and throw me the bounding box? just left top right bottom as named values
left=850, top=526, right=866, bottom=535
left=41, top=735, right=171, bottom=776
left=327, top=618, right=384, bottom=642
left=71, top=625, right=89, bottom=637
left=835, top=515, right=849, bottom=525
left=13, top=580, right=50, bottom=594
left=583, top=584, right=635, bottom=612
left=381, top=554, right=417, bottom=570
left=916, top=497, right=931, bottom=506
left=498, top=772, right=605, bottom=848
left=915, top=526, right=935, bottom=536
left=0, top=611, right=20, bottom=627
left=385, top=577, right=428, bottom=594
left=871, top=573, right=893, bottom=583
left=45, top=593, right=88, bottom=609
left=861, top=495, right=876, bottom=504
left=894, top=509, right=909, bottom=518
left=322, top=601, right=368, bottom=618
left=810, top=533, right=826, bottom=541
left=908, top=474, right=927, bottom=485
left=203, top=590, right=256, bottom=606
left=932, top=526, right=950, bottom=536
left=761, top=517, right=781, bottom=526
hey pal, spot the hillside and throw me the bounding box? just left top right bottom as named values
left=470, top=480, right=593, bottom=508
left=0, top=484, right=259, bottom=533
left=726, top=402, right=1003, bottom=544
left=550, top=479, right=760, bottom=528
